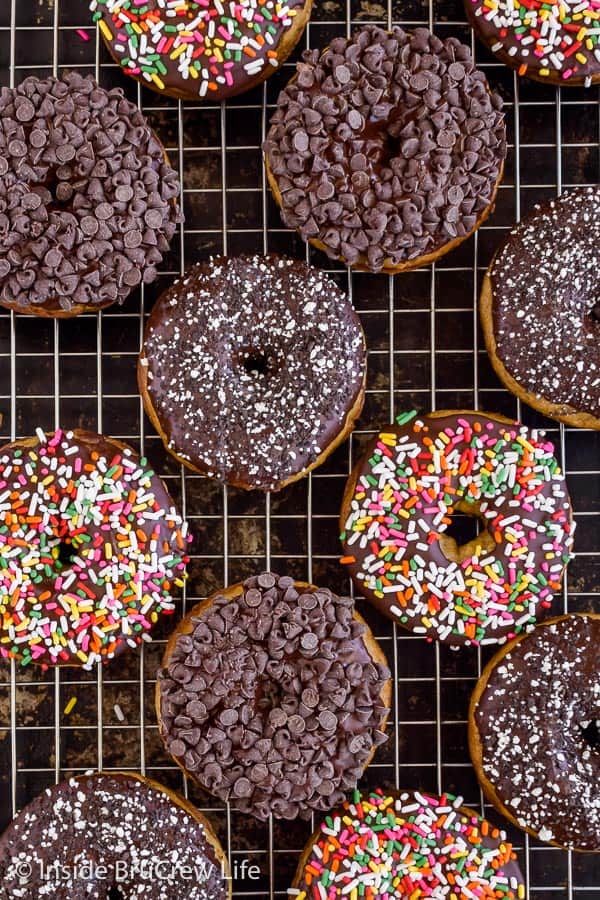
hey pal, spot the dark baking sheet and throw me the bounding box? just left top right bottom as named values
left=0, top=0, right=599, bottom=897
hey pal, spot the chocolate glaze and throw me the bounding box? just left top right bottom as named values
left=0, top=73, right=180, bottom=315
left=0, top=429, right=189, bottom=669
left=341, top=412, right=573, bottom=646
left=474, top=615, right=600, bottom=851
left=264, top=25, right=506, bottom=272
left=158, top=573, right=390, bottom=820
left=490, top=187, right=600, bottom=420
left=139, top=255, right=366, bottom=491
left=0, top=772, right=227, bottom=898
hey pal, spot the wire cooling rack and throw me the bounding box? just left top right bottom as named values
left=0, top=0, right=599, bottom=897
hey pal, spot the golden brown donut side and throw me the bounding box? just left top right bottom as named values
left=468, top=613, right=600, bottom=853
left=480, top=269, right=600, bottom=430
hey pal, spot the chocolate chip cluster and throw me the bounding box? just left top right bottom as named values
left=0, top=72, right=181, bottom=314
left=158, top=573, right=390, bottom=820
left=264, top=25, right=507, bottom=272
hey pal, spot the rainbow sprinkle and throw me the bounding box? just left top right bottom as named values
left=0, top=429, right=190, bottom=670
left=470, top=0, right=600, bottom=85
left=289, top=789, right=526, bottom=899
left=341, top=414, right=574, bottom=645
left=90, top=0, right=299, bottom=98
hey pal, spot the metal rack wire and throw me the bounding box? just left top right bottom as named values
left=0, top=0, right=599, bottom=897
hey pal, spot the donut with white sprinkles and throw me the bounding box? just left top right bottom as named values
left=90, top=0, right=313, bottom=102
left=339, top=410, right=574, bottom=646
left=289, top=788, right=526, bottom=898
left=138, top=255, right=366, bottom=492
left=0, top=429, right=190, bottom=669
left=470, top=614, right=600, bottom=851
left=465, top=0, right=600, bottom=86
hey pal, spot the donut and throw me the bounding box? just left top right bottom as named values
left=465, top=0, right=600, bottom=87
left=138, top=255, right=366, bottom=491
left=156, top=573, right=391, bottom=820
left=263, top=25, right=506, bottom=274
left=0, top=771, right=231, bottom=898
left=0, top=72, right=180, bottom=318
left=481, top=187, right=600, bottom=430
left=339, top=410, right=574, bottom=646
left=289, top=788, right=526, bottom=899
left=0, top=428, right=189, bottom=669
left=469, top=614, right=600, bottom=852
left=90, top=0, right=312, bottom=102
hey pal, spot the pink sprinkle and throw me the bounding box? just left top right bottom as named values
left=77, top=29, right=90, bottom=42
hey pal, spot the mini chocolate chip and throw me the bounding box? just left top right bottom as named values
left=0, top=260, right=10, bottom=279
left=250, top=763, right=269, bottom=783
left=96, top=203, right=114, bottom=220
left=350, top=153, right=367, bottom=172
left=44, top=249, right=63, bottom=269
left=0, top=159, right=8, bottom=177
left=437, top=130, right=456, bottom=148
left=449, top=62, right=466, bottom=80
left=258, top=573, right=276, bottom=589
left=29, top=130, right=47, bottom=148
left=56, top=144, right=76, bottom=163
left=16, top=99, right=35, bottom=122
left=168, top=739, right=186, bottom=758
left=116, top=185, right=134, bottom=203
left=219, top=709, right=238, bottom=727
left=293, top=131, right=309, bottom=152
left=8, top=140, right=26, bottom=157
left=335, top=64, right=351, bottom=83
left=288, top=715, right=306, bottom=735
left=245, top=588, right=263, bottom=607
left=300, top=632, right=318, bottom=651
left=124, top=229, right=143, bottom=249
left=233, top=777, right=253, bottom=798
left=269, top=708, right=288, bottom=728
left=81, top=216, right=99, bottom=236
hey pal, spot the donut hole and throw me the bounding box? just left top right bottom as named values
left=590, top=301, right=600, bottom=324
left=438, top=501, right=496, bottom=564
left=580, top=718, right=600, bottom=749
left=56, top=539, right=77, bottom=568
left=255, top=675, right=285, bottom=714
left=238, top=347, right=280, bottom=378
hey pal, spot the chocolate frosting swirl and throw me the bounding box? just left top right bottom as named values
left=490, top=187, right=600, bottom=420
left=473, top=615, right=600, bottom=851
left=0, top=73, right=180, bottom=314
left=158, top=573, right=391, bottom=820
left=264, top=25, right=506, bottom=271
left=139, top=255, right=366, bottom=491
left=0, top=772, right=228, bottom=898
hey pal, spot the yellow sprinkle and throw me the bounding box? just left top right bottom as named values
left=98, top=19, right=112, bottom=41
left=170, top=43, right=187, bottom=60
left=575, top=52, right=587, bottom=64
left=64, top=697, right=77, bottom=715
left=151, top=74, right=166, bottom=90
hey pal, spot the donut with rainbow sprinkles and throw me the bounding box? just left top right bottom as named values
left=340, top=410, right=574, bottom=646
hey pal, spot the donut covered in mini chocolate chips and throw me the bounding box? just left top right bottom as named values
left=291, top=789, right=526, bottom=898
left=0, top=72, right=180, bottom=318
left=481, top=187, right=600, bottom=430
left=264, top=25, right=506, bottom=274
left=138, top=254, right=366, bottom=492
left=469, top=614, right=600, bottom=852
left=0, top=428, right=189, bottom=670
left=0, top=771, right=231, bottom=898
left=91, top=0, right=313, bottom=103
left=340, top=410, right=574, bottom=646
left=156, top=573, right=392, bottom=820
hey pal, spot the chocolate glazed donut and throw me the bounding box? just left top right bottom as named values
left=0, top=771, right=231, bottom=899
left=469, top=614, right=600, bottom=852
left=481, top=186, right=600, bottom=430
left=0, top=73, right=180, bottom=318
left=138, top=255, right=366, bottom=491
left=156, top=574, right=392, bottom=820
left=264, top=25, right=506, bottom=274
